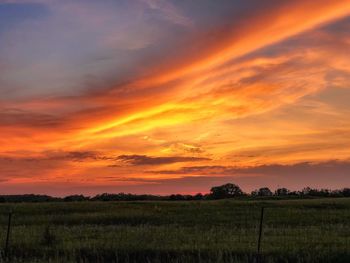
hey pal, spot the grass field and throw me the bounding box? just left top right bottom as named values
left=0, top=198, right=349, bottom=262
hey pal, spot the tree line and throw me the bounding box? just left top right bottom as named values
left=0, top=183, right=349, bottom=202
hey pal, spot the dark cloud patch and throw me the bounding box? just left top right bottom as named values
left=1, top=152, right=210, bottom=166
left=0, top=150, right=112, bottom=182
left=0, top=108, right=61, bottom=127
left=1, top=159, right=349, bottom=196
left=149, top=160, right=350, bottom=177
left=149, top=165, right=228, bottom=174
left=237, top=161, right=350, bottom=176
left=116, top=154, right=210, bottom=166
left=0, top=155, right=62, bottom=181
left=138, top=160, right=350, bottom=193
left=46, top=151, right=108, bottom=162
left=0, top=151, right=111, bottom=163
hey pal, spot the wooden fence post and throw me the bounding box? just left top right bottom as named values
left=4, top=211, right=13, bottom=258
left=256, top=207, right=265, bottom=263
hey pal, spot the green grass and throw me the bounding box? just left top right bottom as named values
left=0, top=198, right=349, bottom=262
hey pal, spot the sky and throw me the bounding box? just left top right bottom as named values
left=1, top=0, right=350, bottom=196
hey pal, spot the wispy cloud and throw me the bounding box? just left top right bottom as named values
left=141, top=0, right=193, bottom=27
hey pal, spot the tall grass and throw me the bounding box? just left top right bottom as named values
left=0, top=198, right=349, bottom=262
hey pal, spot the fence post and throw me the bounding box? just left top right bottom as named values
left=256, top=207, right=265, bottom=263
left=4, top=211, right=13, bottom=258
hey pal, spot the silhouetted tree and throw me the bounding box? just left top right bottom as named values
left=91, top=192, right=164, bottom=201
left=302, top=187, right=312, bottom=195
left=319, top=189, right=330, bottom=197
left=193, top=193, right=204, bottom=200
left=251, top=187, right=273, bottom=197
left=301, top=187, right=331, bottom=197
left=210, top=183, right=243, bottom=199
left=251, top=190, right=258, bottom=196
left=288, top=191, right=300, bottom=196
left=342, top=188, right=350, bottom=197
left=0, top=184, right=346, bottom=203
left=64, top=195, right=89, bottom=202
left=275, top=188, right=290, bottom=196
left=0, top=194, right=59, bottom=203
left=329, top=189, right=342, bottom=197
left=169, top=194, right=185, bottom=201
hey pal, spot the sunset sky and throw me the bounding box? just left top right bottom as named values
left=1, top=0, right=350, bottom=196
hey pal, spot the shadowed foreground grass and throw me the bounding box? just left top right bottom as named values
left=0, top=198, right=349, bottom=262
